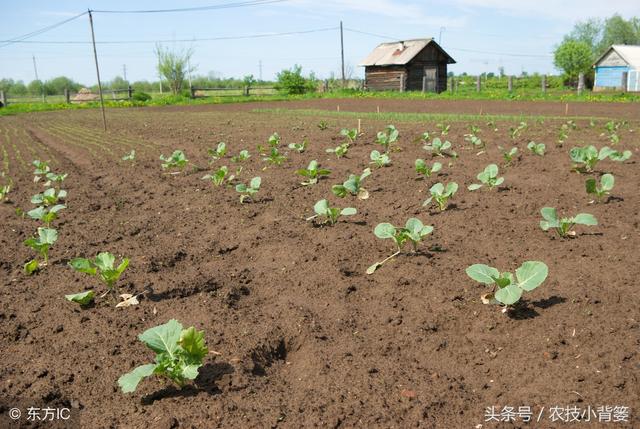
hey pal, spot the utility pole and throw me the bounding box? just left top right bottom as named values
left=259, top=60, right=262, bottom=81
left=123, top=64, right=127, bottom=81
left=88, top=9, right=107, bottom=131
left=439, top=27, right=445, bottom=44
left=32, top=55, right=45, bottom=102
left=340, top=21, right=345, bottom=87
left=187, top=58, right=192, bottom=88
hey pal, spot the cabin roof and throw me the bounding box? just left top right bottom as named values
left=359, top=38, right=456, bottom=67
left=594, top=45, right=640, bottom=68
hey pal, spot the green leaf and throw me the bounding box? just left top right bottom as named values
left=235, top=183, right=247, bottom=192
left=540, top=207, right=558, bottom=222
left=585, top=178, right=597, bottom=194
left=116, top=258, right=129, bottom=275
left=430, top=183, right=444, bottom=195
left=340, top=207, right=357, bottom=216
left=515, top=261, right=548, bottom=291
left=366, top=262, right=382, bottom=275
left=69, top=258, right=97, bottom=275
left=445, top=182, right=458, bottom=195
left=28, top=206, right=45, bottom=220
left=139, top=319, right=183, bottom=356
left=573, top=213, right=597, bottom=226
left=332, top=185, right=347, bottom=198
left=374, top=223, right=396, bottom=239
left=465, top=264, right=500, bottom=284
left=178, top=327, right=208, bottom=362
left=65, top=290, right=95, bottom=305
left=495, top=283, right=523, bottom=305
left=181, top=365, right=201, bottom=380
left=468, top=183, right=482, bottom=191
left=250, top=177, right=261, bottom=190
left=486, top=164, right=498, bottom=177
left=600, top=173, right=614, bottom=191
left=313, top=199, right=329, bottom=215
left=38, top=228, right=58, bottom=245
left=94, top=252, right=116, bottom=271
left=24, top=259, right=39, bottom=275
left=494, top=177, right=504, bottom=187
left=118, top=364, right=157, bottom=393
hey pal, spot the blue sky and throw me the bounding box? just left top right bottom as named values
left=1, top=0, right=639, bottom=84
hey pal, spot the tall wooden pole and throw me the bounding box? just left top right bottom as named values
left=340, top=21, right=345, bottom=87
left=88, top=10, right=107, bottom=131
left=32, top=55, right=45, bottom=103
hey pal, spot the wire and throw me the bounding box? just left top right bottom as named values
left=0, top=11, right=88, bottom=48
left=0, top=26, right=339, bottom=45
left=345, top=27, right=552, bottom=58
left=91, top=0, right=288, bottom=14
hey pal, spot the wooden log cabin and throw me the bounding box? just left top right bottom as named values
left=359, top=39, right=456, bottom=92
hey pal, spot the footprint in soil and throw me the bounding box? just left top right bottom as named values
left=141, top=362, right=235, bottom=404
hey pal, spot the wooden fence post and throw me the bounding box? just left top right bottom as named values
left=128, top=85, right=133, bottom=99
left=541, top=75, right=546, bottom=94
left=399, top=74, right=405, bottom=92
left=243, top=86, right=249, bottom=96
left=577, top=73, right=584, bottom=95
left=0, top=90, right=5, bottom=107
left=476, top=75, right=481, bottom=92
left=621, top=72, right=628, bottom=92
left=422, top=76, right=427, bottom=93
left=508, top=75, right=513, bottom=92
left=190, top=86, right=195, bottom=98
left=64, top=88, right=70, bottom=103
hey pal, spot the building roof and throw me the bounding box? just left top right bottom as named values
left=359, top=38, right=456, bottom=67
left=594, top=45, right=640, bottom=68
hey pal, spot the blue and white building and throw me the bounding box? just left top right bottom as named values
left=593, top=45, right=640, bottom=92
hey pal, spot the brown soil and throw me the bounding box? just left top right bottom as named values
left=0, top=99, right=639, bottom=428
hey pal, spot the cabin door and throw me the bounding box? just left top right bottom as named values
left=423, top=67, right=437, bottom=92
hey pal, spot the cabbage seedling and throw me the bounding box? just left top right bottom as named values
left=296, top=160, right=330, bottom=185
left=466, top=261, right=548, bottom=308
left=332, top=168, right=371, bottom=199
left=370, top=150, right=390, bottom=167
left=31, top=188, right=67, bottom=207
left=118, top=319, right=208, bottom=393
left=340, top=128, right=358, bottom=143
left=0, top=174, right=11, bottom=201
left=569, top=145, right=631, bottom=172
left=326, top=143, right=349, bottom=158
left=539, top=207, right=597, bottom=237
left=288, top=139, right=308, bottom=153
left=585, top=174, right=614, bottom=201
left=414, top=159, right=441, bottom=178
left=436, top=123, right=450, bottom=136
left=423, top=182, right=458, bottom=211
left=122, top=150, right=136, bottom=162
left=261, top=147, right=287, bottom=165
left=509, top=121, right=527, bottom=140
left=527, top=141, right=545, bottom=156
left=69, top=252, right=130, bottom=296
left=24, top=227, right=58, bottom=274
left=202, top=166, right=233, bottom=186
left=208, top=142, right=226, bottom=161
left=501, top=147, right=518, bottom=165
left=366, top=218, right=433, bottom=274
left=486, top=120, right=498, bottom=132
left=231, top=149, right=250, bottom=163
left=160, top=150, right=188, bottom=170
left=32, top=159, right=50, bottom=182
left=318, top=120, right=328, bottom=130
left=235, top=177, right=261, bottom=203
left=376, top=125, right=399, bottom=153
left=468, top=164, right=504, bottom=191
left=27, top=204, right=66, bottom=227
left=423, top=137, right=453, bottom=157
left=268, top=132, right=281, bottom=147
left=307, top=199, right=356, bottom=225
left=65, top=290, right=95, bottom=306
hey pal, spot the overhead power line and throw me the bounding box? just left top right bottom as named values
left=344, top=27, right=553, bottom=58
left=91, top=0, right=288, bottom=14
left=0, top=26, right=339, bottom=45
left=0, top=11, right=87, bottom=48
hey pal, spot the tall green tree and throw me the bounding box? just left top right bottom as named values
left=553, top=40, right=593, bottom=86
left=155, top=44, right=195, bottom=95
